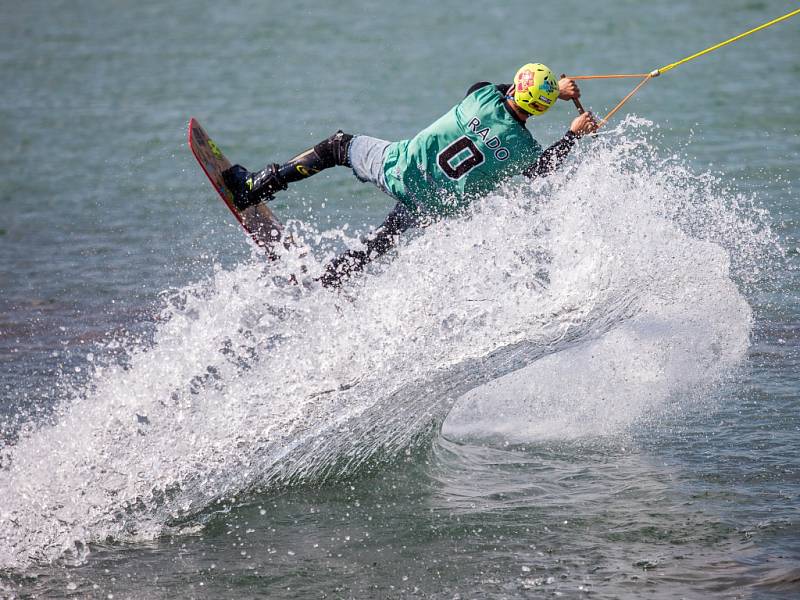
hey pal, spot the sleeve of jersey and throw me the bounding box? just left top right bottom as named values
left=522, top=130, right=579, bottom=179
left=465, top=82, right=492, bottom=97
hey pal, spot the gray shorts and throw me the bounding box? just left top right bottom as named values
left=349, top=134, right=392, bottom=195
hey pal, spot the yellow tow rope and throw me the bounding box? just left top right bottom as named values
left=565, top=7, right=800, bottom=127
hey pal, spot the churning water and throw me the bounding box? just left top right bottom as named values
left=0, top=120, right=775, bottom=576
left=1, top=0, right=798, bottom=597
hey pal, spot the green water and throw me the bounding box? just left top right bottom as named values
left=1, top=0, right=799, bottom=598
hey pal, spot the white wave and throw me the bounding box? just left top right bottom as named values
left=0, top=118, right=772, bottom=570
left=444, top=119, right=763, bottom=442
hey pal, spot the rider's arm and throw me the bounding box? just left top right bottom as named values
left=522, top=131, right=578, bottom=179
left=523, top=112, right=597, bottom=178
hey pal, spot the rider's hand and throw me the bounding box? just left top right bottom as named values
left=570, top=112, right=599, bottom=136
left=558, top=77, right=580, bottom=100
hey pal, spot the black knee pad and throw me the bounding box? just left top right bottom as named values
left=314, top=131, right=353, bottom=168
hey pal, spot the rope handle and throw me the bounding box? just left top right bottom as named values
left=598, top=74, right=653, bottom=128
left=560, top=73, right=585, bottom=114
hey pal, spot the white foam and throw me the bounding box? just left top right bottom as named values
left=0, top=118, right=772, bottom=569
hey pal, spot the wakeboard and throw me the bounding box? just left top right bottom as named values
left=188, top=118, right=284, bottom=256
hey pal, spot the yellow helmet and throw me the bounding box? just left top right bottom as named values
left=513, top=63, right=559, bottom=116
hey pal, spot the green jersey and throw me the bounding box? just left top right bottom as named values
left=381, top=84, right=542, bottom=216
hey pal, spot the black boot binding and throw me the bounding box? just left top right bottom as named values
left=222, top=163, right=287, bottom=211
left=223, top=131, right=354, bottom=212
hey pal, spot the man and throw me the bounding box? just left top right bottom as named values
left=223, top=63, right=598, bottom=288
